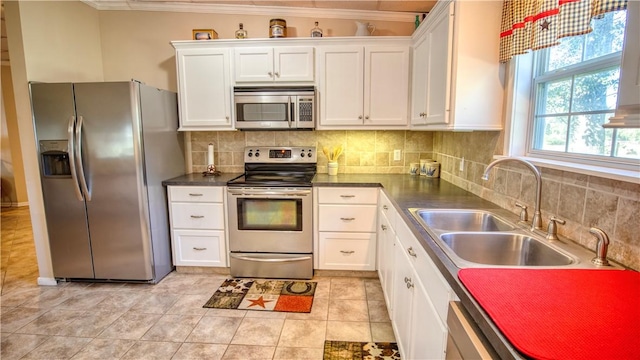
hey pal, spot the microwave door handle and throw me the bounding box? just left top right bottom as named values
left=288, top=96, right=293, bottom=128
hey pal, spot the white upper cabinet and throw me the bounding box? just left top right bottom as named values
left=234, top=47, right=314, bottom=83
left=173, top=45, right=233, bottom=131
left=410, top=0, right=504, bottom=131
left=317, top=43, right=410, bottom=129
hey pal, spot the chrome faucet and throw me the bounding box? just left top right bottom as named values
left=482, top=157, right=543, bottom=231
left=589, top=227, right=610, bottom=266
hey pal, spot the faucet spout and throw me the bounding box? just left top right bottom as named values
left=482, top=157, right=543, bottom=231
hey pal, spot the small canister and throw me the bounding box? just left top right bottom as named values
left=419, top=159, right=435, bottom=176
left=409, top=162, right=420, bottom=175
left=269, top=19, right=287, bottom=38
left=424, top=161, right=440, bottom=178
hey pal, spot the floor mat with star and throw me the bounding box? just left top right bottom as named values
left=202, top=278, right=317, bottom=313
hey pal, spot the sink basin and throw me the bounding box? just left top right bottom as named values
left=412, top=209, right=516, bottom=232
left=439, top=233, right=575, bottom=266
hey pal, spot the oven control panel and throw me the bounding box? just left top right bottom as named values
left=244, top=146, right=316, bottom=163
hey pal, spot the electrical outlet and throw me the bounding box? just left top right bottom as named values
left=459, top=157, right=465, bottom=171
left=394, top=149, right=402, bottom=161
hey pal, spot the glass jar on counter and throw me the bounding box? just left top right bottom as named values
left=269, top=19, right=286, bottom=38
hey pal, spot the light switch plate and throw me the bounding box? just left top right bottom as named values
left=394, top=149, right=401, bottom=161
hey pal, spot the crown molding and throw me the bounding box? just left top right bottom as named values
left=81, top=1, right=418, bottom=22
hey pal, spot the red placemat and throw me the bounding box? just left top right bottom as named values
left=458, top=268, right=640, bottom=360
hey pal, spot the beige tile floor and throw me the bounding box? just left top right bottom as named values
left=0, top=207, right=395, bottom=359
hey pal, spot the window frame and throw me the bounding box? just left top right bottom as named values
left=503, top=12, right=639, bottom=183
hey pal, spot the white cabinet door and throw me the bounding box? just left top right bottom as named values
left=275, top=47, right=315, bottom=82
left=411, top=34, right=429, bottom=125
left=392, top=238, right=414, bottom=359
left=318, top=46, right=365, bottom=126
left=234, top=47, right=274, bottom=82
left=423, top=3, right=453, bottom=126
left=409, top=278, right=448, bottom=360
left=377, top=209, right=395, bottom=313
left=176, top=48, right=232, bottom=130
left=235, top=47, right=314, bottom=83
left=364, top=46, right=410, bottom=126
left=318, top=45, right=409, bottom=128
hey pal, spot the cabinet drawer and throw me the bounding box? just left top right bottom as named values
left=172, top=229, right=226, bottom=267
left=171, top=203, right=224, bottom=229
left=318, top=187, right=378, bottom=204
left=318, top=232, right=376, bottom=270
left=169, top=186, right=223, bottom=203
left=318, top=204, right=377, bottom=232
left=396, top=219, right=454, bottom=324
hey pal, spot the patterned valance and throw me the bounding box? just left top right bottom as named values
left=499, top=0, right=628, bottom=63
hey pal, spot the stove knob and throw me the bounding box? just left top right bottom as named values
left=255, top=152, right=260, bottom=157
left=300, top=152, right=305, bottom=157
left=248, top=152, right=253, bottom=157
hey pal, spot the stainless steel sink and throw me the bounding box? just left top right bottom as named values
left=439, top=233, right=575, bottom=267
left=411, top=209, right=516, bottom=232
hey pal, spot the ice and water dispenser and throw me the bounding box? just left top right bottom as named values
left=39, top=140, right=71, bottom=177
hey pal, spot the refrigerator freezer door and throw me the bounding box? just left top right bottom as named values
left=74, top=82, right=153, bottom=280
left=30, top=83, right=95, bottom=279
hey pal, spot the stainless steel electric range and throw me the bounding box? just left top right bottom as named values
left=227, top=146, right=316, bottom=279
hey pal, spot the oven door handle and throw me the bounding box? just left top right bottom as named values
left=228, top=189, right=311, bottom=196
left=230, top=254, right=311, bottom=263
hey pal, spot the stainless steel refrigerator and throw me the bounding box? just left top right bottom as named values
left=30, top=81, right=185, bottom=283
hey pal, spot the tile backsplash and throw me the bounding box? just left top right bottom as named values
left=433, top=131, right=640, bottom=271
left=189, top=130, right=434, bottom=175
left=188, top=129, right=639, bottom=271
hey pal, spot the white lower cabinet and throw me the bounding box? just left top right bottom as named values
left=376, top=189, right=454, bottom=360
left=393, top=240, right=447, bottom=359
left=315, top=187, right=378, bottom=270
left=168, top=186, right=227, bottom=267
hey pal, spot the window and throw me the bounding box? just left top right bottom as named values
left=530, top=10, right=640, bottom=166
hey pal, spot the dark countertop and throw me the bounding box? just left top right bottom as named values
left=163, top=172, right=523, bottom=359
left=162, top=172, right=244, bottom=186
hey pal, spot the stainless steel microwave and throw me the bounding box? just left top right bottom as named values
left=233, top=86, right=315, bottom=130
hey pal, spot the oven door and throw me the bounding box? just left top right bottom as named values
left=227, top=187, right=312, bottom=253
left=234, top=95, right=294, bottom=130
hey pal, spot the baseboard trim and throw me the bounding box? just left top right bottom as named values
left=1, top=202, right=29, bottom=208
left=37, top=277, right=58, bottom=286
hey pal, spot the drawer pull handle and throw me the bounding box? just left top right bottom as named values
left=340, top=195, right=355, bottom=198
left=383, top=205, right=388, bottom=210
left=188, top=193, right=203, bottom=196
left=340, top=217, right=355, bottom=221
left=407, top=247, right=417, bottom=258
left=381, top=224, right=387, bottom=231
left=190, top=215, right=204, bottom=219
left=340, top=250, right=355, bottom=254
left=193, top=247, right=207, bottom=251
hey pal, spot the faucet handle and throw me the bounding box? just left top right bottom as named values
left=546, top=216, right=565, bottom=240
left=589, top=227, right=610, bottom=266
left=515, top=202, right=528, bottom=222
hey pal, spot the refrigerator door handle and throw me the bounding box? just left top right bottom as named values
left=75, top=115, right=92, bottom=201
left=67, top=116, right=84, bottom=201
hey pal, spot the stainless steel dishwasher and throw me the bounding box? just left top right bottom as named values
left=446, top=301, right=499, bottom=360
